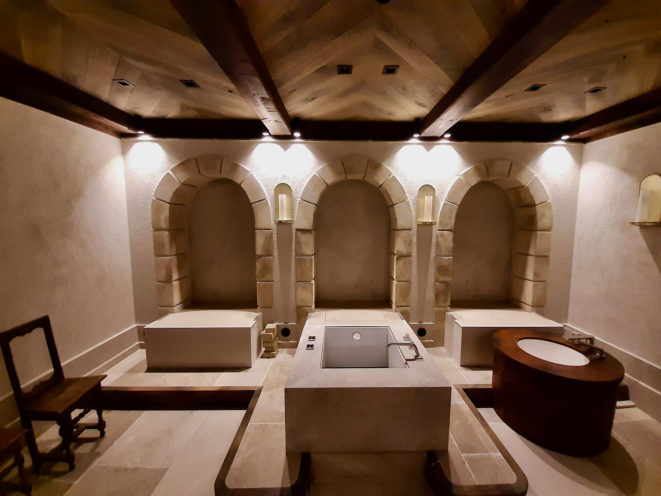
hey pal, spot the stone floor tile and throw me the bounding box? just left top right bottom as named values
left=463, top=453, right=516, bottom=485
left=63, top=466, right=166, bottom=496
left=214, top=358, right=272, bottom=387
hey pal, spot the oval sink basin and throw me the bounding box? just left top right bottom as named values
left=517, top=338, right=589, bottom=366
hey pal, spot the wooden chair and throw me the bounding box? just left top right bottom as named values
left=0, top=426, right=31, bottom=495
left=0, top=316, right=106, bottom=472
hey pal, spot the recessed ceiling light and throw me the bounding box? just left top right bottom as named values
left=136, top=130, right=145, bottom=135
left=262, top=131, right=269, bottom=137
left=586, top=86, right=606, bottom=94
left=112, top=78, right=133, bottom=88
left=293, top=131, right=301, bottom=138
left=525, top=83, right=546, bottom=92
left=382, top=65, right=399, bottom=75
left=412, top=133, right=420, bottom=138
left=561, top=135, right=570, bottom=140
left=443, top=133, right=451, bottom=138
left=180, top=79, right=200, bottom=88
left=337, top=64, right=353, bottom=75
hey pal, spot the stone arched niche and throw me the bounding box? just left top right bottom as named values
left=434, top=160, right=553, bottom=326
left=151, top=155, right=273, bottom=319
left=294, top=156, right=413, bottom=325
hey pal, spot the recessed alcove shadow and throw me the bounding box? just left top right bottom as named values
left=188, top=179, right=257, bottom=308
left=451, top=182, right=514, bottom=308
left=314, top=180, right=391, bottom=308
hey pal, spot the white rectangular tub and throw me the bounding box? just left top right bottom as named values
left=144, top=310, right=263, bottom=370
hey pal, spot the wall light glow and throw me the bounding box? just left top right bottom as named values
left=127, top=141, right=166, bottom=177
left=251, top=142, right=316, bottom=180
left=540, top=145, right=574, bottom=175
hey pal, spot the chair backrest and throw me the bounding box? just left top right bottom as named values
left=0, top=316, right=64, bottom=409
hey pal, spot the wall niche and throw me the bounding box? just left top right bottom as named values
left=315, top=181, right=391, bottom=307
left=188, top=179, right=257, bottom=307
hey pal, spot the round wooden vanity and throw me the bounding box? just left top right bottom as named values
left=493, top=329, right=624, bottom=456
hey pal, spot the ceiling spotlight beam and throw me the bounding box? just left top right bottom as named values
left=420, top=0, right=610, bottom=137
left=564, top=88, right=661, bottom=142
left=0, top=53, right=136, bottom=136
left=171, top=0, right=291, bottom=136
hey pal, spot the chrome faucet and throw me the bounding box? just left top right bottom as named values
left=566, top=334, right=605, bottom=360
left=388, top=341, right=421, bottom=361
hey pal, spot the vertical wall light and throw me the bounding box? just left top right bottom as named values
left=416, top=185, right=436, bottom=224
left=630, top=174, right=661, bottom=226
left=275, top=183, right=293, bottom=223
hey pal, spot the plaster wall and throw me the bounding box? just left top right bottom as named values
left=121, top=138, right=582, bottom=334
left=0, top=98, right=135, bottom=399
left=189, top=179, right=257, bottom=305
left=452, top=182, right=514, bottom=303
left=315, top=180, right=391, bottom=306
left=568, top=123, right=661, bottom=366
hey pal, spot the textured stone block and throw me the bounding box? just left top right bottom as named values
left=154, top=172, right=195, bottom=204
left=296, top=281, right=315, bottom=307
left=295, top=229, right=315, bottom=255
left=513, top=254, right=549, bottom=282
left=300, top=174, right=326, bottom=205
left=342, top=155, right=368, bottom=179
left=156, top=278, right=188, bottom=307
left=509, top=164, right=535, bottom=187
left=433, top=307, right=449, bottom=346
left=512, top=186, right=536, bottom=207
left=395, top=307, right=411, bottom=323
left=171, top=158, right=204, bottom=186
left=460, top=163, right=489, bottom=186
left=391, top=255, right=412, bottom=282
left=220, top=159, right=249, bottom=183
left=434, top=282, right=451, bottom=307
left=257, top=281, right=274, bottom=307
left=445, top=177, right=470, bottom=205
left=252, top=200, right=272, bottom=229
left=391, top=229, right=412, bottom=255
left=317, top=160, right=346, bottom=185
left=435, top=256, right=453, bottom=282
left=296, top=256, right=314, bottom=281
left=155, top=254, right=188, bottom=282
left=437, top=202, right=458, bottom=230
left=296, top=306, right=313, bottom=330
left=151, top=200, right=186, bottom=229
left=242, top=173, right=266, bottom=203
left=390, top=201, right=413, bottom=229
left=260, top=306, right=274, bottom=324
left=514, top=230, right=551, bottom=256
left=516, top=202, right=553, bottom=231
left=364, top=159, right=391, bottom=188
left=391, top=281, right=411, bottom=307
left=380, top=175, right=407, bottom=206
left=436, top=231, right=453, bottom=256
left=511, top=278, right=546, bottom=307
left=153, top=230, right=187, bottom=256
left=197, top=155, right=222, bottom=177
left=486, top=159, right=511, bottom=178
left=255, top=230, right=273, bottom=255
left=527, top=176, right=549, bottom=205
left=256, top=256, right=274, bottom=281
left=294, top=201, right=315, bottom=230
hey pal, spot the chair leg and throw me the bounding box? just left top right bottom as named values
left=21, top=422, right=41, bottom=474
left=96, top=408, right=106, bottom=438
left=57, top=416, right=75, bottom=471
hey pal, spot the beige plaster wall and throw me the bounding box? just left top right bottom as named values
left=315, top=180, right=391, bottom=306
left=0, top=98, right=135, bottom=398
left=568, top=123, right=661, bottom=366
left=121, top=138, right=582, bottom=332
left=189, top=179, right=257, bottom=305
left=452, top=182, right=514, bottom=303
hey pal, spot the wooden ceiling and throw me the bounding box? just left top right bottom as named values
left=0, top=0, right=660, bottom=141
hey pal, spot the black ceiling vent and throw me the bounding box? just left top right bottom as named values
left=525, top=83, right=546, bottom=92
left=586, top=86, right=606, bottom=94
left=180, top=79, right=200, bottom=88
left=112, top=78, right=133, bottom=88
left=382, top=65, right=399, bottom=75
left=337, top=64, right=353, bottom=75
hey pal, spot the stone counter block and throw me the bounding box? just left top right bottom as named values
left=285, top=310, right=450, bottom=453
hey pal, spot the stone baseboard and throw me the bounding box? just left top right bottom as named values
left=565, top=324, right=661, bottom=423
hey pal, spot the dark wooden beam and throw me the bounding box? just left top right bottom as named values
left=170, top=0, right=291, bottom=136
left=421, top=0, right=610, bottom=137
left=0, top=53, right=137, bottom=137
left=133, top=118, right=266, bottom=139
left=566, top=88, right=661, bottom=142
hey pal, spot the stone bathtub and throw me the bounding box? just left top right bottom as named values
left=285, top=309, right=451, bottom=453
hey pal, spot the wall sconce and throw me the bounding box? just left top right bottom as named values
left=275, top=183, right=293, bottom=223
left=416, top=185, right=436, bottom=224
left=630, top=173, right=661, bottom=226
